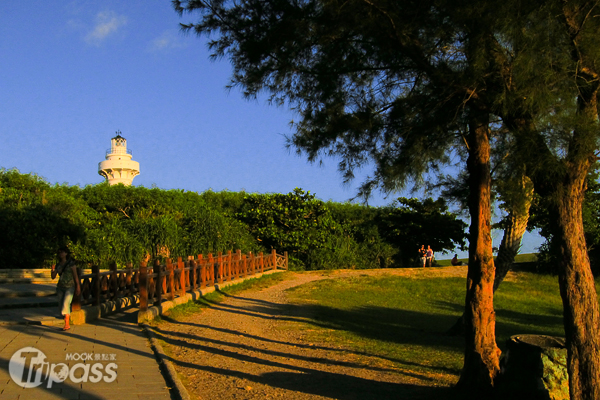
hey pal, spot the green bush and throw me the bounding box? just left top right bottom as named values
left=0, top=169, right=466, bottom=270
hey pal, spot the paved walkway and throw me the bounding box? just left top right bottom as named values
left=0, top=284, right=55, bottom=299
left=0, top=285, right=174, bottom=400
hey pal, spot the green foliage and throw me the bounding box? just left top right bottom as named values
left=377, top=198, right=467, bottom=267
left=0, top=170, right=465, bottom=270
left=0, top=169, right=87, bottom=268
left=237, top=189, right=464, bottom=270
left=77, top=184, right=259, bottom=266
left=172, top=1, right=600, bottom=391
left=325, top=201, right=396, bottom=269
left=0, top=170, right=258, bottom=268
left=198, top=189, right=247, bottom=216
left=237, top=188, right=340, bottom=270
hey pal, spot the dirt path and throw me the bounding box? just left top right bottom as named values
left=151, top=268, right=475, bottom=400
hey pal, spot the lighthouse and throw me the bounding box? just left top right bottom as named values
left=98, top=131, right=140, bottom=185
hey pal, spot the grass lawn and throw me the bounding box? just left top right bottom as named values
left=285, top=270, right=587, bottom=384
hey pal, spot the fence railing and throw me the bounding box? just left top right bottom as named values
left=71, top=249, right=288, bottom=313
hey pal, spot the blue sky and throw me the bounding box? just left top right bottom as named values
left=0, top=1, right=543, bottom=258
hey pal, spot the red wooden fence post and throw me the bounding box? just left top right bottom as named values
left=178, top=257, right=185, bottom=297
left=125, top=265, right=132, bottom=297
left=224, top=250, right=231, bottom=281
left=161, top=262, right=167, bottom=299
left=223, top=251, right=228, bottom=282
left=284, top=251, right=288, bottom=270
left=109, top=261, right=118, bottom=299
left=248, top=252, right=254, bottom=276
left=232, top=251, right=237, bottom=280
left=139, top=261, right=148, bottom=312
left=271, top=249, right=276, bottom=270
left=154, top=259, right=162, bottom=306
left=167, top=258, right=175, bottom=301
left=208, top=253, right=214, bottom=286
left=191, top=258, right=197, bottom=291
left=242, top=254, right=247, bottom=278
left=258, top=252, right=264, bottom=273
left=217, top=252, right=223, bottom=284
left=198, top=254, right=206, bottom=289
left=92, top=265, right=100, bottom=306
left=185, top=258, right=191, bottom=290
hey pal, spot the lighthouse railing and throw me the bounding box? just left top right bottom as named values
left=106, top=148, right=133, bottom=156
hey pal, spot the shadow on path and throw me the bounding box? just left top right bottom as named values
left=167, top=354, right=460, bottom=400
left=150, top=275, right=464, bottom=399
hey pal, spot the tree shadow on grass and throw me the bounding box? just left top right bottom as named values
left=203, top=295, right=462, bottom=348
left=433, top=299, right=563, bottom=328
left=213, top=294, right=464, bottom=354
left=201, top=291, right=463, bottom=353
left=432, top=299, right=565, bottom=351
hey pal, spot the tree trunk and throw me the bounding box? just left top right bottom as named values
left=510, top=113, right=600, bottom=399
left=456, top=113, right=501, bottom=394
left=493, top=173, right=534, bottom=292
left=447, top=175, right=533, bottom=337
left=554, top=171, right=600, bottom=400
left=551, top=7, right=600, bottom=388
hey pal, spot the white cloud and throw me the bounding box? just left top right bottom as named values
left=85, top=11, right=127, bottom=46
left=148, top=30, right=188, bottom=52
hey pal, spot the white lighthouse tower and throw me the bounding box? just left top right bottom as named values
left=98, top=131, right=140, bottom=185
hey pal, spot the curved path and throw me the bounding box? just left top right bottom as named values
left=150, top=269, right=469, bottom=400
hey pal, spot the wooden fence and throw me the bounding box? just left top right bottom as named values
left=71, top=249, right=288, bottom=313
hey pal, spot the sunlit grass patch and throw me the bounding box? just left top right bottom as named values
left=286, top=271, right=569, bottom=382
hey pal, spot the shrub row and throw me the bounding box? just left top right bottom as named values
left=0, top=169, right=466, bottom=270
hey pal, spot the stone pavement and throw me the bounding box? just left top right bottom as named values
left=0, top=306, right=62, bottom=327
left=0, top=282, right=66, bottom=327
left=0, top=271, right=283, bottom=400
left=0, top=284, right=55, bottom=299
left=0, top=290, right=175, bottom=400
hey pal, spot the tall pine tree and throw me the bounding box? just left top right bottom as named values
left=173, top=0, right=600, bottom=396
